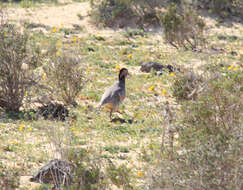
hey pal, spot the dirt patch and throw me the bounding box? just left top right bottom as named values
left=6, top=2, right=126, bottom=38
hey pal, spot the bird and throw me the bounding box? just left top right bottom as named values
left=97, top=68, right=129, bottom=119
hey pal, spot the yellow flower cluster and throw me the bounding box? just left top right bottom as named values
left=161, top=89, right=167, bottom=95
left=148, top=85, right=155, bottom=91
left=127, top=54, right=132, bottom=59
left=72, top=37, right=78, bottom=43
left=170, top=72, right=175, bottom=77
left=228, top=65, right=239, bottom=71
left=138, top=171, right=143, bottom=177
left=115, top=65, right=121, bottom=70
left=52, top=27, right=57, bottom=33
left=19, top=124, right=25, bottom=132
left=42, top=73, right=47, bottom=80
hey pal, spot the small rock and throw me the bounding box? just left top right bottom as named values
left=140, top=61, right=180, bottom=74
left=140, top=61, right=165, bottom=72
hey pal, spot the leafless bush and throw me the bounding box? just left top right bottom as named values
left=0, top=24, right=41, bottom=112
left=172, top=69, right=204, bottom=101
left=43, top=53, right=87, bottom=106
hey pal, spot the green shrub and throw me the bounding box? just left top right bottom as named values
left=106, top=161, right=133, bottom=189
left=90, top=0, right=163, bottom=27
left=91, top=0, right=134, bottom=27
left=197, top=0, right=243, bottom=18
left=148, top=66, right=243, bottom=189
left=66, top=148, right=108, bottom=190
left=159, top=3, right=206, bottom=50
left=43, top=53, right=87, bottom=106
left=0, top=24, right=41, bottom=112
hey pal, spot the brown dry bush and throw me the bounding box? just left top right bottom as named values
left=172, top=69, right=204, bottom=101
left=0, top=24, right=41, bottom=112
left=43, top=53, right=87, bottom=106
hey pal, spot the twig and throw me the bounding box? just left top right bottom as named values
left=161, top=101, right=174, bottom=153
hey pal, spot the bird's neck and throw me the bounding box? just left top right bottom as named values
left=119, top=76, right=126, bottom=86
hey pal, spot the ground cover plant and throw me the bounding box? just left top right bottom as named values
left=0, top=1, right=242, bottom=189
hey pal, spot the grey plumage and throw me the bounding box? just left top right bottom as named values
left=98, top=68, right=129, bottom=119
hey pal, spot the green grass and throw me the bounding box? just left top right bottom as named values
left=0, top=2, right=242, bottom=189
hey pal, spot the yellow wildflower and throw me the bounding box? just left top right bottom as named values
left=233, top=66, right=238, bottom=71
left=56, top=50, right=62, bottom=56
left=28, top=127, right=32, bottom=132
left=161, top=89, right=167, bottom=95
left=71, top=127, right=75, bottom=131
left=148, top=85, right=155, bottom=91
left=138, top=171, right=143, bottom=177
left=127, top=54, right=132, bottom=59
left=12, top=141, right=19, bottom=145
left=72, top=37, right=78, bottom=43
left=56, top=42, right=62, bottom=47
left=19, top=124, right=25, bottom=132
left=25, top=92, right=28, bottom=97
left=52, top=27, right=57, bottom=33
left=42, top=73, right=47, bottom=80
left=170, top=72, right=175, bottom=77
left=228, top=65, right=234, bottom=70
left=154, top=159, right=158, bottom=163
left=86, top=67, right=90, bottom=73
left=115, top=65, right=121, bottom=70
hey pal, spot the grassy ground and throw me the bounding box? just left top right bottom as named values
left=0, top=1, right=243, bottom=189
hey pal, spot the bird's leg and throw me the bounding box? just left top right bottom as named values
left=109, top=110, right=113, bottom=120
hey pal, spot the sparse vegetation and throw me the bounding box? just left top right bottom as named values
left=148, top=65, right=243, bottom=190
left=43, top=53, right=87, bottom=106
left=0, top=24, right=41, bottom=112
left=172, top=68, right=204, bottom=101
left=197, top=0, right=243, bottom=18
left=0, top=1, right=242, bottom=190
left=0, top=163, right=20, bottom=190
left=90, top=0, right=163, bottom=27
left=159, top=3, right=206, bottom=50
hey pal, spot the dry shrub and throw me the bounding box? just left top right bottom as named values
left=42, top=121, right=133, bottom=190
left=43, top=53, right=87, bottom=106
left=159, top=3, right=206, bottom=50
left=148, top=66, right=243, bottom=190
left=90, top=0, right=165, bottom=27
left=0, top=24, right=41, bottom=112
left=172, top=69, right=204, bottom=101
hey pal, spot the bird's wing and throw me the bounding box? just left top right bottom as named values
left=98, top=82, right=122, bottom=106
